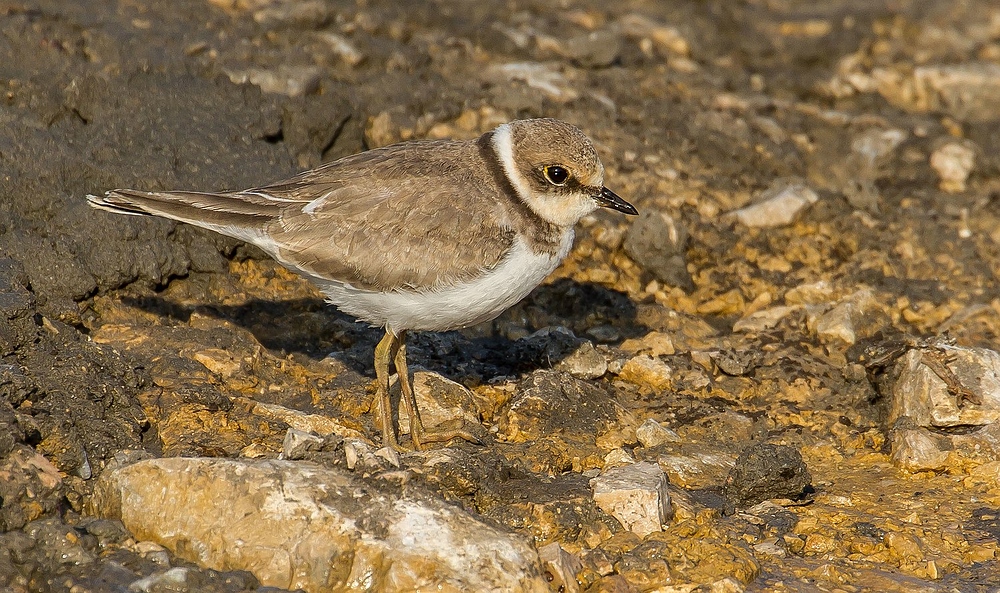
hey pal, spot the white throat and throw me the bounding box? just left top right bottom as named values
left=491, top=124, right=600, bottom=228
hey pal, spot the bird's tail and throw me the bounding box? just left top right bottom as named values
left=86, top=189, right=282, bottom=244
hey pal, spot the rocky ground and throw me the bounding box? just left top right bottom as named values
left=3, top=0, right=1000, bottom=591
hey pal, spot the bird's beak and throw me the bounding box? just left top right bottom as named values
left=595, top=187, right=638, bottom=215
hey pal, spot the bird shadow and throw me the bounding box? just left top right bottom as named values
left=120, top=277, right=648, bottom=383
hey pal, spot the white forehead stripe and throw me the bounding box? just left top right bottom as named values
left=491, top=124, right=533, bottom=202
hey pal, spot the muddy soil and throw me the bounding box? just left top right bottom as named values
left=3, top=0, right=1000, bottom=591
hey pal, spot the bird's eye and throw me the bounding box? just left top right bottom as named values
left=543, top=165, right=570, bottom=186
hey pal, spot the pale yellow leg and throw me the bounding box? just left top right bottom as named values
left=393, top=331, right=482, bottom=449
left=373, top=329, right=400, bottom=451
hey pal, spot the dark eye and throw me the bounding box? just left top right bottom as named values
left=543, top=165, right=570, bottom=186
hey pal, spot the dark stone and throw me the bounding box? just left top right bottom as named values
left=722, top=443, right=812, bottom=510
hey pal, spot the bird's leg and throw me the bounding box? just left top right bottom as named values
left=373, top=329, right=401, bottom=451
left=393, top=331, right=483, bottom=449
left=393, top=331, right=425, bottom=451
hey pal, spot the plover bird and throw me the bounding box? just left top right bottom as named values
left=88, top=118, right=637, bottom=450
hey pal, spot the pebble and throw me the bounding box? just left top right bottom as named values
left=223, top=65, right=322, bottom=97
left=279, top=427, right=323, bottom=460
left=733, top=305, right=802, bottom=333
left=657, top=451, right=736, bottom=489
left=489, top=62, right=579, bottom=102
left=314, top=31, right=366, bottom=67
left=538, top=543, right=584, bottom=593
left=590, top=461, right=672, bottom=537
left=623, top=210, right=692, bottom=290
left=557, top=340, right=609, bottom=380
left=813, top=288, right=890, bottom=345
left=90, top=457, right=549, bottom=592
left=635, top=418, right=681, bottom=448
left=130, top=567, right=194, bottom=592
left=930, top=141, right=976, bottom=193
left=616, top=355, right=673, bottom=391
left=563, top=29, right=622, bottom=68
left=619, top=331, right=676, bottom=357
left=617, top=13, right=690, bottom=56
left=726, top=179, right=818, bottom=228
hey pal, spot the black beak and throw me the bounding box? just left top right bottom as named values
left=596, top=187, right=638, bottom=215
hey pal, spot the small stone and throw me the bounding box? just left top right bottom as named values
left=623, top=210, right=691, bottom=290
left=886, top=531, right=925, bottom=563
left=130, top=567, right=194, bottom=592
left=557, top=341, right=608, bottom=380
left=398, top=370, right=480, bottom=436
left=224, top=65, right=322, bottom=97
left=280, top=428, right=323, bottom=460
left=930, top=141, right=976, bottom=193
left=657, top=450, right=736, bottom=489
left=252, top=0, right=329, bottom=28
left=712, top=349, right=763, bottom=376
left=722, top=444, right=811, bottom=509
left=617, top=13, right=690, bottom=56
left=635, top=418, right=680, bottom=448
left=563, top=29, right=622, bottom=68
left=489, top=62, right=579, bottom=103
left=604, top=448, right=636, bottom=468
left=726, top=179, right=818, bottom=228
left=538, top=543, right=583, bottom=593
left=733, top=305, right=802, bottom=333
left=193, top=348, right=244, bottom=378
left=813, top=288, right=890, bottom=345
left=314, top=31, right=365, bottom=67
left=616, top=355, right=672, bottom=391
left=889, top=427, right=951, bottom=472
left=620, top=331, right=675, bottom=357
left=134, top=540, right=172, bottom=566
left=874, top=62, right=1000, bottom=121
left=591, top=461, right=672, bottom=537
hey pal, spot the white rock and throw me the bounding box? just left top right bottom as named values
left=889, top=345, right=1000, bottom=428
left=636, top=418, right=681, bottom=448
left=537, top=543, right=583, bottom=593
left=727, top=179, right=818, bottom=228
left=930, top=141, right=976, bottom=193
left=590, top=461, right=672, bottom=537
left=890, top=428, right=951, bottom=472
left=314, top=32, right=365, bottom=67
left=90, top=458, right=548, bottom=592
left=130, top=567, right=193, bottom=592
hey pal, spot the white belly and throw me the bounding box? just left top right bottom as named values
left=314, top=232, right=574, bottom=333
